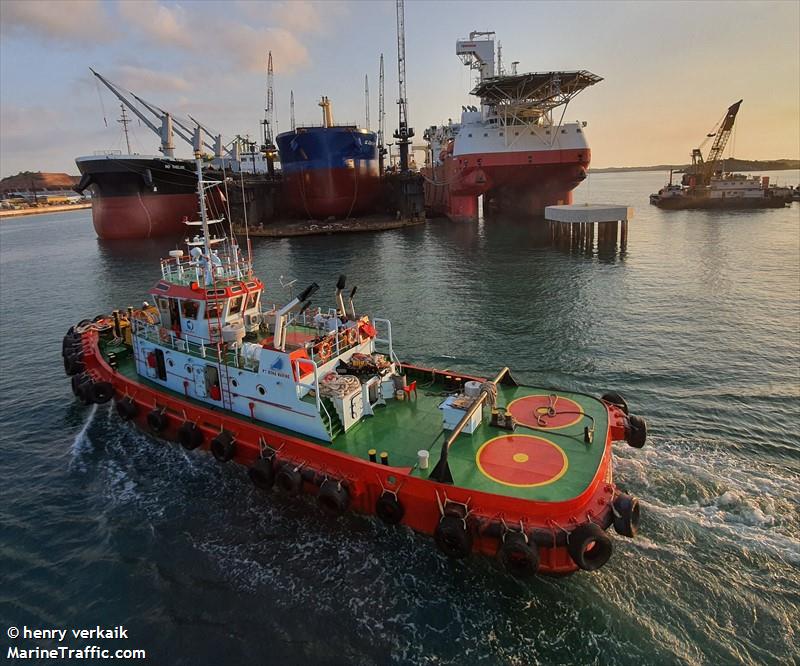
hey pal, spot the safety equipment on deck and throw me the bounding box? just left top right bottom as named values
left=317, top=479, right=350, bottom=516
left=567, top=523, right=612, bottom=571
left=434, top=515, right=472, bottom=559
left=612, top=493, right=640, bottom=538
left=211, top=431, right=236, bottom=462
left=178, top=421, right=203, bottom=450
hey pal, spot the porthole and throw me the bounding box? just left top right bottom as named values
left=257, top=385, right=266, bottom=396
left=483, top=133, right=488, bottom=137
left=167, top=359, right=174, bottom=368
left=231, top=379, right=238, bottom=388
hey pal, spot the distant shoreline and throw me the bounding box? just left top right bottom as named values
left=0, top=202, right=91, bottom=218
left=590, top=159, right=799, bottom=174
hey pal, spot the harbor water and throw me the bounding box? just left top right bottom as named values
left=1, top=170, right=798, bottom=664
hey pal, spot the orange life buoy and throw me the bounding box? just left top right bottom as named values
left=316, top=339, right=333, bottom=363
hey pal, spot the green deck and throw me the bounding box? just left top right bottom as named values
left=104, top=343, right=607, bottom=503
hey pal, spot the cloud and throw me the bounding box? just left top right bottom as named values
left=0, top=0, right=115, bottom=43
left=114, top=65, right=190, bottom=93
left=116, top=0, right=194, bottom=49
left=271, top=1, right=322, bottom=34
left=217, top=25, right=309, bottom=74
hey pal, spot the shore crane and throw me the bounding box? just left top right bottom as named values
left=393, top=0, right=414, bottom=173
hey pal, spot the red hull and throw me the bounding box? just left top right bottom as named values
left=69, top=327, right=630, bottom=576
left=424, top=148, right=590, bottom=221
left=91, top=193, right=199, bottom=240
left=282, top=166, right=381, bottom=219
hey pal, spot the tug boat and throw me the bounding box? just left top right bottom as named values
left=62, top=145, right=647, bottom=577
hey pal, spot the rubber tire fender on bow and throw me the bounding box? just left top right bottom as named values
left=115, top=397, right=138, bottom=421
left=276, top=463, right=303, bottom=495
left=612, top=493, right=640, bottom=538
left=147, top=409, right=168, bottom=433
left=567, top=523, right=613, bottom=571
left=318, top=479, right=350, bottom=516
left=211, top=431, right=236, bottom=462
left=248, top=458, right=276, bottom=490
left=626, top=415, right=648, bottom=448
left=434, top=515, right=473, bottom=559
left=91, top=382, right=114, bottom=404
left=376, top=492, right=405, bottom=525
left=498, top=531, right=540, bottom=578
left=178, top=421, right=204, bottom=450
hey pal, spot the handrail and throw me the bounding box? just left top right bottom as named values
left=429, top=366, right=511, bottom=483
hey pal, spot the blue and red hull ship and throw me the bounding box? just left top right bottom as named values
left=276, top=125, right=380, bottom=219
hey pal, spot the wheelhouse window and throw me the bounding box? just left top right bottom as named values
left=229, top=296, right=244, bottom=315
left=207, top=300, right=223, bottom=319
left=181, top=299, right=200, bottom=319
left=245, top=292, right=259, bottom=311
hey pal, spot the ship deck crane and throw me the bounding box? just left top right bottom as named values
left=260, top=51, right=276, bottom=178
left=378, top=54, right=387, bottom=173
left=393, top=0, right=414, bottom=173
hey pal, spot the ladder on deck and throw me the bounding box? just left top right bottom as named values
left=320, top=397, right=343, bottom=440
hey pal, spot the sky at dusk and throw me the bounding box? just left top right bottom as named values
left=1, top=0, right=798, bottom=177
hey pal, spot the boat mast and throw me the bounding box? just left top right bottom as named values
left=393, top=0, right=414, bottom=173
left=193, top=127, right=211, bottom=257
left=117, top=104, right=132, bottom=154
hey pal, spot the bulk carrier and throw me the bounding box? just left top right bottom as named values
left=423, top=32, right=601, bottom=222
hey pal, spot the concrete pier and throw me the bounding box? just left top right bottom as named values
left=545, top=204, right=633, bottom=254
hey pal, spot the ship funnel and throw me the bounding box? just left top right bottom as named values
left=160, top=113, right=175, bottom=158
left=348, top=286, right=357, bottom=318
left=298, top=282, right=320, bottom=302
left=319, top=96, right=334, bottom=128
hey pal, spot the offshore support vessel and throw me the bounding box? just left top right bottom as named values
left=423, top=31, right=601, bottom=222
left=650, top=100, right=791, bottom=210
left=275, top=97, right=381, bottom=219
left=62, top=137, right=647, bottom=577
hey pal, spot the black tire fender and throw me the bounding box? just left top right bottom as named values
left=71, top=372, right=90, bottom=397
left=626, top=415, right=648, bottom=448
left=434, top=515, right=473, bottom=559
left=612, top=493, right=640, bottom=538
left=76, top=380, right=94, bottom=405
left=276, top=463, right=303, bottom=495
left=567, top=523, right=613, bottom=571
left=499, top=531, right=540, bottom=578
left=211, top=431, right=236, bottom=462
left=248, top=458, right=276, bottom=490
left=147, top=409, right=168, bottom=433
left=91, top=382, right=114, bottom=404
left=601, top=391, right=629, bottom=414
left=178, top=421, right=204, bottom=450
left=318, top=479, right=349, bottom=516
left=63, top=354, right=84, bottom=376
left=376, top=492, right=405, bottom=525
left=115, top=397, right=138, bottom=421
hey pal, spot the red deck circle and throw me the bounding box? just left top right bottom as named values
left=507, top=394, right=584, bottom=430
left=476, top=435, right=568, bottom=488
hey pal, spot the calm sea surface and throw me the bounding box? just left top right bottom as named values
left=1, top=170, right=798, bottom=665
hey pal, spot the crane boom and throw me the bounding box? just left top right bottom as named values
left=701, top=99, right=742, bottom=183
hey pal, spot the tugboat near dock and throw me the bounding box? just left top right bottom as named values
left=62, top=127, right=648, bottom=578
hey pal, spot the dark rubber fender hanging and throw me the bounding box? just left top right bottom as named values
left=178, top=421, right=204, bottom=450
left=317, top=479, right=349, bottom=516
left=376, top=492, right=405, bottom=525
left=626, top=415, right=648, bottom=448
left=115, top=397, right=139, bottom=421
left=90, top=382, right=114, bottom=404
left=248, top=458, right=276, bottom=490
left=211, top=431, right=236, bottom=462
left=567, top=523, right=613, bottom=571
left=147, top=409, right=168, bottom=433
left=434, top=515, right=472, bottom=559
left=498, top=531, right=540, bottom=578
left=601, top=391, right=629, bottom=414
left=612, top=493, right=640, bottom=538
left=276, top=463, right=303, bottom=495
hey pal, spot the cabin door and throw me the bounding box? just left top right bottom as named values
left=192, top=365, right=207, bottom=398
left=205, top=365, right=221, bottom=401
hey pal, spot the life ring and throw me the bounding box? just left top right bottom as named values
left=315, top=339, right=333, bottom=363
left=567, top=523, right=613, bottom=571
left=434, top=515, right=472, bottom=559
left=625, top=415, right=647, bottom=448
left=90, top=381, right=114, bottom=404
left=211, top=431, right=236, bottom=462
left=115, top=397, right=138, bottom=421
left=498, top=531, right=539, bottom=578
left=147, top=408, right=169, bottom=433
left=317, top=479, right=350, bottom=516
left=376, top=492, right=405, bottom=525
left=158, top=327, right=171, bottom=343
left=178, top=421, right=203, bottom=450
left=612, top=493, right=640, bottom=538
left=248, top=458, right=276, bottom=490
left=276, top=463, right=303, bottom=495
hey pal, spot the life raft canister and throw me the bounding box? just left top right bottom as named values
left=211, top=431, right=236, bottom=462
left=567, top=523, right=613, bottom=571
